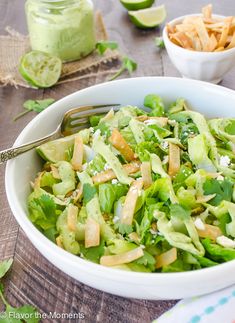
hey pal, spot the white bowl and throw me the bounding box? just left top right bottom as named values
left=163, top=14, right=235, bottom=84
left=5, top=77, right=235, bottom=300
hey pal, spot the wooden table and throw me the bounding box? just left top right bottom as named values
left=0, top=0, right=235, bottom=322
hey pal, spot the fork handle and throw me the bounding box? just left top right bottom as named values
left=0, top=130, right=60, bottom=164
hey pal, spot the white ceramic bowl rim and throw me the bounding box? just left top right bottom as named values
left=5, top=77, right=235, bottom=285
left=163, top=13, right=235, bottom=56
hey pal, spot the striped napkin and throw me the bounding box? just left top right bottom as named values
left=154, top=285, right=235, bottom=323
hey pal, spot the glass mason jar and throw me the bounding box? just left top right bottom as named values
left=25, top=0, right=96, bottom=62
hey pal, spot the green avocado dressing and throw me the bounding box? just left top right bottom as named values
left=25, top=0, right=96, bottom=62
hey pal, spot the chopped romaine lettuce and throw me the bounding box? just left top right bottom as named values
left=144, top=94, right=165, bottom=116
left=202, top=238, right=235, bottom=262
left=28, top=95, right=235, bottom=273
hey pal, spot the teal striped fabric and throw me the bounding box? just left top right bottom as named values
left=154, top=285, right=235, bottom=323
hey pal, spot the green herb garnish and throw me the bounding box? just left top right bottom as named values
left=155, top=36, right=165, bottom=49
left=0, top=258, right=39, bottom=322
left=14, top=98, right=55, bottom=121
left=109, top=56, right=137, bottom=81
left=96, top=41, right=118, bottom=55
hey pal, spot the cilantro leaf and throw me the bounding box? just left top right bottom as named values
left=0, top=259, right=13, bottom=279
left=14, top=98, right=55, bottom=121
left=122, top=56, right=137, bottom=74
left=109, top=56, right=137, bottom=81
left=28, top=195, right=58, bottom=230
left=134, top=250, right=156, bottom=271
left=83, top=183, right=97, bottom=205
left=96, top=41, right=118, bottom=55
left=203, top=178, right=233, bottom=206
left=155, top=36, right=165, bottom=49
left=80, top=240, right=105, bottom=263
left=23, top=99, right=55, bottom=113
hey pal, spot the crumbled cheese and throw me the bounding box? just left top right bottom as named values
left=216, top=236, right=235, bottom=249
left=144, top=119, right=158, bottom=125
left=104, top=163, right=110, bottom=171
left=140, top=244, right=145, bottom=249
left=168, top=119, right=177, bottom=126
left=90, top=127, right=94, bottom=133
left=111, top=179, right=118, bottom=184
left=113, top=215, right=120, bottom=224
left=82, top=163, right=88, bottom=170
left=194, top=218, right=205, bottom=231
left=217, top=175, right=224, bottom=181
left=213, top=220, right=220, bottom=226
left=150, top=229, right=157, bottom=235
left=162, top=156, right=169, bottom=165
left=219, top=155, right=231, bottom=167
left=161, top=141, right=169, bottom=150
left=93, top=129, right=101, bottom=140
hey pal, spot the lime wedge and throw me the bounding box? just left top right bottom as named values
left=128, top=5, right=166, bottom=29
left=36, top=135, right=76, bottom=163
left=120, top=0, right=154, bottom=11
left=19, top=51, right=62, bottom=88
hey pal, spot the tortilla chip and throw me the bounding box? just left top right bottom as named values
left=217, top=17, right=233, bottom=48
left=226, top=31, right=235, bottom=49
left=202, top=4, right=212, bottom=20
left=194, top=17, right=211, bottom=51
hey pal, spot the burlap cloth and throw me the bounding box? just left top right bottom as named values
left=0, top=12, right=120, bottom=88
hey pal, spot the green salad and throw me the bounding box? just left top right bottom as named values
left=28, top=94, right=235, bottom=273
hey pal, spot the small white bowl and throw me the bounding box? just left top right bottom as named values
left=163, top=14, right=235, bottom=84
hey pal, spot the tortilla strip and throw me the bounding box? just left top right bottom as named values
left=168, top=143, right=181, bottom=177
left=187, top=32, right=202, bottom=51
left=176, top=24, right=195, bottom=33
left=120, top=179, right=143, bottom=225
left=71, top=136, right=83, bottom=171
left=226, top=31, right=235, bottom=49
left=208, top=33, right=218, bottom=51
left=140, top=162, right=153, bottom=189
left=169, top=32, right=193, bottom=49
left=217, top=16, right=233, bottom=48
left=194, top=17, right=211, bottom=51
left=202, top=4, right=212, bottom=20
left=109, top=128, right=135, bottom=162
left=85, top=217, right=100, bottom=248
left=92, top=162, right=140, bottom=184
left=214, top=46, right=224, bottom=52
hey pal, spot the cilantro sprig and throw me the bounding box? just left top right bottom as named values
left=0, top=258, right=39, bottom=322
left=95, top=40, right=138, bottom=81
left=109, top=56, right=137, bottom=81
left=96, top=41, right=118, bottom=55
left=155, top=36, right=165, bottom=49
left=14, top=98, right=55, bottom=121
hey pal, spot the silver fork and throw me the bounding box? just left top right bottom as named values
left=0, top=104, right=120, bottom=164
